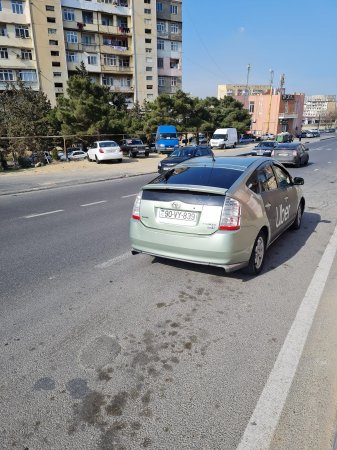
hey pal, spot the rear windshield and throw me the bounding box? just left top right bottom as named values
left=159, top=133, right=177, bottom=139
left=127, top=139, right=142, bottom=145
left=142, top=189, right=225, bottom=206
left=149, top=166, right=243, bottom=189
left=99, top=141, right=117, bottom=147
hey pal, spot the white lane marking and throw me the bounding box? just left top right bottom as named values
left=121, top=193, right=138, bottom=198
left=237, top=223, right=337, bottom=450
left=328, top=161, right=332, bottom=164
left=80, top=200, right=107, bottom=207
left=95, top=251, right=131, bottom=269
left=23, top=210, right=64, bottom=219
left=314, top=168, right=319, bottom=171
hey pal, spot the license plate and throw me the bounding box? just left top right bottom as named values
left=159, top=209, right=197, bottom=224
left=278, top=153, right=289, bottom=156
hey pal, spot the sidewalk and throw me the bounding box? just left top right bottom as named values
left=0, top=135, right=333, bottom=196
left=0, top=145, right=252, bottom=196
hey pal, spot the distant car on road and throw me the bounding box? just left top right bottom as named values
left=271, top=143, right=309, bottom=167
left=251, top=141, right=277, bottom=156
left=239, top=135, right=256, bottom=144
left=158, top=145, right=214, bottom=173
left=261, top=133, right=275, bottom=140
left=120, top=138, right=150, bottom=158
left=130, top=156, right=305, bottom=275
left=87, top=141, right=123, bottom=163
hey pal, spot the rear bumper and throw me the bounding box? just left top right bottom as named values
left=129, top=220, right=255, bottom=272
left=97, top=151, right=123, bottom=161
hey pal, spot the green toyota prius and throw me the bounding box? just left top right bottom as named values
left=129, top=156, right=305, bottom=275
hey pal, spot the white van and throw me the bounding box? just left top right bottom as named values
left=210, top=128, right=238, bottom=149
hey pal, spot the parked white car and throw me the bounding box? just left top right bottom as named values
left=87, top=140, right=123, bottom=163
left=68, top=150, right=88, bottom=161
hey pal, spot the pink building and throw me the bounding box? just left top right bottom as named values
left=234, top=92, right=305, bottom=137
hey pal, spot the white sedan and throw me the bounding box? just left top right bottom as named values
left=68, top=150, right=88, bottom=161
left=87, top=141, right=123, bottom=163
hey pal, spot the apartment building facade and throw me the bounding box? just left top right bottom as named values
left=0, top=0, right=182, bottom=106
left=303, top=95, right=336, bottom=124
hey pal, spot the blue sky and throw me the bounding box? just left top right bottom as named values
left=182, top=0, right=337, bottom=98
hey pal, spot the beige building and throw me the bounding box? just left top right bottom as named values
left=0, top=0, right=182, bottom=106
left=218, top=83, right=270, bottom=99
left=303, top=95, right=337, bottom=124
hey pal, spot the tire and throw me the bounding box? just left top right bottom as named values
left=233, top=142, right=236, bottom=148
left=118, top=159, right=122, bottom=163
left=95, top=156, right=101, bottom=164
left=128, top=151, right=133, bottom=158
left=243, top=231, right=266, bottom=275
left=291, top=202, right=303, bottom=230
left=145, top=152, right=149, bottom=157
left=223, top=144, right=226, bottom=149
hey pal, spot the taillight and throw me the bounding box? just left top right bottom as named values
left=292, top=150, right=297, bottom=156
left=99, top=148, right=104, bottom=153
left=219, top=197, right=241, bottom=230
left=131, top=192, right=142, bottom=220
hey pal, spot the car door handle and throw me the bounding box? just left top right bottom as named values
left=264, top=202, right=271, bottom=209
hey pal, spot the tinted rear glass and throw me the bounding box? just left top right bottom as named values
left=149, top=166, right=243, bottom=189
left=99, top=141, right=117, bottom=147
left=142, top=189, right=225, bottom=206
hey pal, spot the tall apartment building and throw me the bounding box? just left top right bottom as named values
left=0, top=0, right=182, bottom=106
left=303, top=95, right=336, bottom=124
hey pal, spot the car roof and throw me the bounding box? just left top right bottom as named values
left=178, top=155, right=270, bottom=170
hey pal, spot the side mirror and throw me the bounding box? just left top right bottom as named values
left=293, top=177, right=304, bottom=185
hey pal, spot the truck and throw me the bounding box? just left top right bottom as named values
left=155, top=125, right=179, bottom=154
left=210, top=128, right=238, bottom=149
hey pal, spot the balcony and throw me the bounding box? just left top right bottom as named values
left=278, top=113, right=298, bottom=119
left=99, top=25, right=131, bottom=36
left=0, top=80, right=39, bottom=90
left=101, top=64, right=133, bottom=74
left=100, top=44, right=131, bottom=55
left=107, top=85, right=133, bottom=93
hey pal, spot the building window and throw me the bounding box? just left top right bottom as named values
left=18, top=70, right=37, bottom=82
left=144, top=0, right=151, bottom=3
left=144, top=19, right=151, bottom=25
left=66, top=31, right=78, bottom=43
left=170, top=4, right=178, bottom=14
left=144, top=28, right=151, bottom=34
left=158, top=77, right=165, bottom=87
left=103, top=54, right=116, bottom=66
left=170, top=58, right=179, bottom=69
left=171, top=76, right=177, bottom=86
left=144, top=8, right=151, bottom=13
left=121, top=77, right=131, bottom=86
left=119, top=57, right=129, bottom=67
left=0, top=25, right=7, bottom=36
left=101, top=14, right=113, bottom=26
left=145, top=48, right=152, bottom=53
left=48, top=28, right=57, bottom=34
left=50, top=50, right=59, bottom=56
left=146, top=57, right=153, bottom=63
left=49, top=40, right=58, bottom=45
left=156, top=2, right=163, bottom=12
left=171, top=22, right=179, bottom=33
left=11, top=0, right=23, bottom=14
left=47, top=17, right=56, bottom=23
left=54, top=82, right=63, bottom=88
left=53, top=72, right=62, bottom=77
left=157, top=21, right=165, bottom=32
left=146, top=76, right=152, bottom=80
left=87, top=54, right=97, bottom=65
left=66, top=51, right=77, bottom=62
left=146, top=85, right=153, bottom=89
left=0, top=69, right=14, bottom=81
left=52, top=61, right=61, bottom=67
left=0, top=1, right=2, bottom=11
left=145, top=38, right=151, bottom=43
left=147, top=94, right=153, bottom=99
left=249, top=101, right=255, bottom=113
left=146, top=66, right=152, bottom=71
left=82, top=34, right=95, bottom=45
left=63, top=8, right=75, bottom=21
left=46, top=5, right=54, bottom=11
left=21, top=49, right=32, bottom=60
left=102, top=76, right=114, bottom=86
left=157, top=39, right=164, bottom=50
left=157, top=58, right=163, bottom=68
left=82, top=11, right=93, bottom=24
left=15, top=25, right=29, bottom=38
left=0, top=47, right=8, bottom=59
left=171, top=41, right=178, bottom=51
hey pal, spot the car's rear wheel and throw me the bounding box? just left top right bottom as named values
left=291, top=202, right=303, bottom=230
left=233, top=142, right=236, bottom=148
left=243, top=231, right=266, bottom=275
left=95, top=156, right=100, bottom=164
left=145, top=152, right=149, bottom=157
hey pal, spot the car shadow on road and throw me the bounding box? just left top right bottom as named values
left=151, top=211, right=324, bottom=280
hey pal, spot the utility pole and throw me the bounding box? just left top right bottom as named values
left=246, top=63, right=251, bottom=95
left=266, top=69, right=274, bottom=134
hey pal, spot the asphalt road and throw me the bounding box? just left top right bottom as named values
left=1, top=138, right=337, bottom=449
